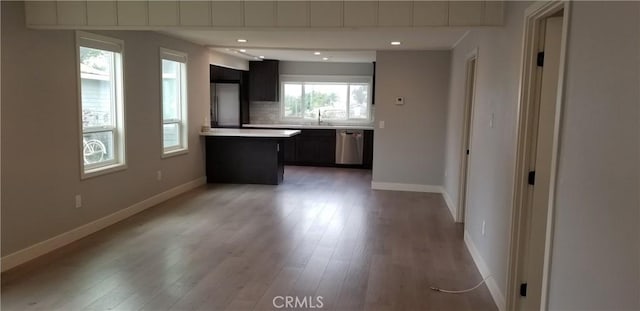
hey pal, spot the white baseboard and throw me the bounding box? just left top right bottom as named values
left=371, top=182, right=460, bottom=222
left=441, top=190, right=458, bottom=222
left=464, top=231, right=506, bottom=311
left=371, top=182, right=442, bottom=193
left=0, top=176, right=206, bottom=272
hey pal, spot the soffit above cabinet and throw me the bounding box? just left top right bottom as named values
left=25, top=1, right=504, bottom=29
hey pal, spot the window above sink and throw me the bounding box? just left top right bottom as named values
left=280, top=75, right=372, bottom=123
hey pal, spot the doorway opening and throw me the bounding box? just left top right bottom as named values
left=457, top=49, right=478, bottom=223
left=507, top=2, right=569, bottom=310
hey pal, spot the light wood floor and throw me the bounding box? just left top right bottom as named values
left=1, top=166, right=496, bottom=311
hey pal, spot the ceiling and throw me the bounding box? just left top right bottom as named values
left=210, top=48, right=377, bottom=63
left=162, top=28, right=470, bottom=63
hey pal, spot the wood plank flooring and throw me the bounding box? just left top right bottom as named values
left=1, top=166, right=497, bottom=311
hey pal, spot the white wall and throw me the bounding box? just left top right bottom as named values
left=372, top=51, right=450, bottom=188
left=547, top=2, right=640, bottom=309
left=209, top=50, right=249, bottom=71
left=1, top=2, right=209, bottom=256
left=444, top=1, right=640, bottom=309
left=443, top=2, right=529, bottom=302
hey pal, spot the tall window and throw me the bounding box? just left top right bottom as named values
left=77, top=32, right=125, bottom=177
left=160, top=48, right=188, bottom=156
left=281, top=75, right=372, bottom=122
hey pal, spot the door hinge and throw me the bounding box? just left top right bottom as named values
left=537, top=52, right=545, bottom=67
left=520, top=283, right=528, bottom=297
left=466, top=149, right=470, bottom=155
left=528, top=171, right=536, bottom=185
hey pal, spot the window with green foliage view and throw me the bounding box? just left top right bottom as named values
left=281, top=76, right=371, bottom=122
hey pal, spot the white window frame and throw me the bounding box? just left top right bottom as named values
left=160, top=48, right=189, bottom=158
left=280, top=75, right=373, bottom=123
left=76, top=31, right=126, bottom=179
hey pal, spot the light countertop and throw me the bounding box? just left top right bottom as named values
left=243, top=123, right=375, bottom=130
left=200, top=128, right=301, bottom=138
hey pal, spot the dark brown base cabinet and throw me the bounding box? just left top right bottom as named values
left=362, top=130, right=374, bottom=169
left=279, top=129, right=373, bottom=169
left=294, top=129, right=336, bottom=166
left=205, top=137, right=284, bottom=185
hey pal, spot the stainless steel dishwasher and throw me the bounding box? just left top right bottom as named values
left=335, top=129, right=364, bottom=165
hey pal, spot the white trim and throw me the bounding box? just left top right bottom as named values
left=441, top=189, right=458, bottom=222
left=0, top=177, right=206, bottom=272
left=160, top=47, right=188, bottom=64
left=160, top=47, right=189, bottom=157
left=465, top=231, right=506, bottom=311
left=457, top=48, right=479, bottom=224
left=82, top=162, right=127, bottom=179
left=77, top=31, right=127, bottom=180
left=161, top=148, right=188, bottom=159
left=506, top=2, right=569, bottom=310
left=540, top=9, right=570, bottom=309
left=451, top=30, right=471, bottom=49
left=76, top=31, right=123, bottom=53
left=371, top=182, right=459, bottom=222
left=371, top=182, right=442, bottom=193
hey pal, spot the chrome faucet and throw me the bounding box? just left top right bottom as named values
left=317, top=110, right=322, bottom=125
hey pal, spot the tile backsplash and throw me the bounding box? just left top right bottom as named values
left=249, top=101, right=280, bottom=124
left=249, top=101, right=375, bottom=126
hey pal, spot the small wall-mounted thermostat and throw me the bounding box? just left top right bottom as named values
left=395, top=97, right=405, bottom=105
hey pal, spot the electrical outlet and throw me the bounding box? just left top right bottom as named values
left=482, top=220, right=486, bottom=236
left=157, top=170, right=162, bottom=181
left=379, top=120, right=385, bottom=129
left=75, top=195, right=82, bottom=208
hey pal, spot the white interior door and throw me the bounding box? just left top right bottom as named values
left=459, top=56, right=477, bottom=223
left=520, top=15, right=563, bottom=311
left=216, top=83, right=240, bottom=127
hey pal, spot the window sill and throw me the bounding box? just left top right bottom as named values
left=162, top=148, right=188, bottom=159
left=82, top=163, right=127, bottom=180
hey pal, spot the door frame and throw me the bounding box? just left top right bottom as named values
left=506, top=1, right=570, bottom=310
left=457, top=48, right=479, bottom=223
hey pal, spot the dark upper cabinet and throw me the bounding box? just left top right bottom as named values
left=372, top=62, right=376, bottom=105
left=240, top=71, right=250, bottom=125
left=210, top=65, right=241, bottom=82
left=249, top=60, right=279, bottom=101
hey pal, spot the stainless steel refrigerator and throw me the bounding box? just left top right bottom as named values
left=210, top=83, right=240, bottom=127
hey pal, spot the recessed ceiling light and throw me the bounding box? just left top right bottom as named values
left=322, top=57, right=329, bottom=61
left=237, top=39, right=247, bottom=43
left=391, top=41, right=401, bottom=46
left=259, top=56, right=265, bottom=59
left=239, top=49, right=246, bottom=53
left=314, top=51, right=321, bottom=55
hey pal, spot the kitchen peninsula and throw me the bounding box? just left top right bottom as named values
left=201, top=128, right=301, bottom=185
